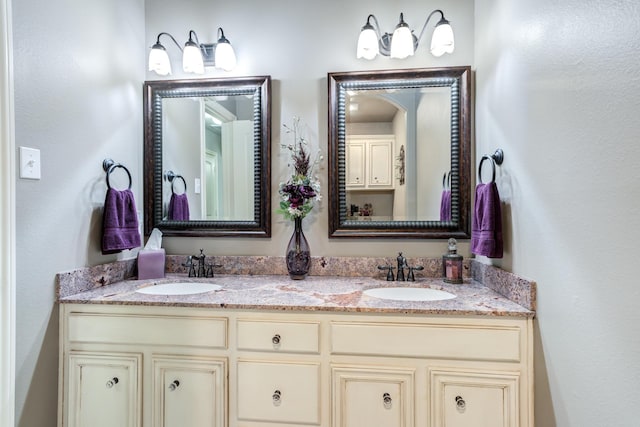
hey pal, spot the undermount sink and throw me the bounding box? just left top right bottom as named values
left=136, top=282, right=222, bottom=296
left=363, top=287, right=456, bottom=302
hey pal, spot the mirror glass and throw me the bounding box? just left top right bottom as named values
left=328, top=67, right=471, bottom=238
left=144, top=76, right=271, bottom=237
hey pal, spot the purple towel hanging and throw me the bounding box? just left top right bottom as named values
left=168, top=193, right=190, bottom=221
left=470, top=182, right=503, bottom=258
left=101, top=188, right=141, bottom=254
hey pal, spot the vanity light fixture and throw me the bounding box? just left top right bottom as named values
left=356, top=10, right=454, bottom=60
left=148, top=28, right=237, bottom=75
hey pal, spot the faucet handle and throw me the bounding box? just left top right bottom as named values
left=406, top=265, right=424, bottom=282
left=205, top=262, right=224, bottom=278
left=377, top=265, right=395, bottom=281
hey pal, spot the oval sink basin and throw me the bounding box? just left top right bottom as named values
left=363, top=287, right=456, bottom=302
left=136, top=282, right=222, bottom=296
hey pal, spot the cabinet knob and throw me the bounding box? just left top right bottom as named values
left=272, top=334, right=281, bottom=346
left=455, top=395, right=466, bottom=412
left=169, top=380, right=180, bottom=391
left=105, top=377, right=119, bottom=388
left=383, top=392, right=392, bottom=409
left=272, top=390, right=282, bottom=406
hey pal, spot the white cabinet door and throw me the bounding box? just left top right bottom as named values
left=346, top=137, right=394, bottom=189
left=67, top=352, right=141, bottom=427
left=332, top=365, right=415, bottom=427
left=152, top=356, right=227, bottom=427
left=430, top=368, right=520, bottom=427
left=346, top=141, right=366, bottom=188
left=368, top=141, right=392, bottom=187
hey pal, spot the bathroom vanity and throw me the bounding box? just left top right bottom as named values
left=56, top=267, right=535, bottom=427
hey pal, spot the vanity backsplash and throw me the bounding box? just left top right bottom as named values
left=56, top=255, right=535, bottom=311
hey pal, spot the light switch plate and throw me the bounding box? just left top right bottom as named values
left=19, top=147, right=41, bottom=180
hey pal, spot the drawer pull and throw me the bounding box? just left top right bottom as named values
left=455, top=395, right=466, bottom=412
left=272, top=334, right=281, bottom=346
left=383, top=392, right=392, bottom=409
left=105, top=377, right=119, bottom=388
left=169, top=380, right=180, bottom=391
left=272, top=389, right=282, bottom=406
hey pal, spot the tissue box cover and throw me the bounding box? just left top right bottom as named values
left=137, top=249, right=165, bottom=280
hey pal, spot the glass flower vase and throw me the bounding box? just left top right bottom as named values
left=286, top=217, right=311, bottom=280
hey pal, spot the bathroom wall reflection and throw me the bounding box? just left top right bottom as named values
left=162, top=94, right=255, bottom=221
left=344, top=86, right=451, bottom=221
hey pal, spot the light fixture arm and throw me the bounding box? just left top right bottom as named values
left=416, top=9, right=445, bottom=45
left=365, top=14, right=383, bottom=39
left=154, top=32, right=182, bottom=51
left=188, top=30, right=201, bottom=47
left=217, top=27, right=228, bottom=43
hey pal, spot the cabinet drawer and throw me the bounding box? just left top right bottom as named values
left=331, top=321, right=521, bottom=362
left=68, top=312, right=227, bottom=349
left=237, top=360, right=321, bottom=425
left=237, top=319, right=320, bottom=354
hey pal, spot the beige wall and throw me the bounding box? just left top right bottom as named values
left=145, top=0, right=476, bottom=257
left=475, top=1, right=640, bottom=425
left=17, top=0, right=640, bottom=425
left=13, top=0, right=145, bottom=425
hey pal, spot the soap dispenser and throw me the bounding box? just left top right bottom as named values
left=442, top=238, right=463, bottom=284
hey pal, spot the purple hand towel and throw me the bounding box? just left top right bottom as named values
left=168, top=193, right=190, bottom=221
left=101, top=188, right=141, bottom=254
left=439, top=190, right=451, bottom=221
left=471, top=182, right=503, bottom=258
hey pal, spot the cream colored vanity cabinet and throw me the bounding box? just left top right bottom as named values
left=235, top=318, right=322, bottom=426
left=330, top=315, right=533, bottom=427
left=346, top=136, right=394, bottom=189
left=58, top=304, right=228, bottom=427
left=59, top=304, right=533, bottom=427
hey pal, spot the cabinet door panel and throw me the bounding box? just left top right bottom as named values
left=332, top=365, right=415, bottom=427
left=152, top=356, right=227, bottom=427
left=346, top=142, right=365, bottom=187
left=67, top=352, right=141, bottom=427
left=368, top=141, right=392, bottom=187
left=430, top=368, right=520, bottom=427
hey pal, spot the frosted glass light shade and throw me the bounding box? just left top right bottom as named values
left=148, top=46, right=171, bottom=75
left=390, top=24, right=414, bottom=59
left=182, top=42, right=204, bottom=74
left=215, top=41, right=236, bottom=71
left=430, top=21, right=455, bottom=57
left=356, top=27, right=379, bottom=59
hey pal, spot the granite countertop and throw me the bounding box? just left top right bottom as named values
left=58, top=273, right=534, bottom=318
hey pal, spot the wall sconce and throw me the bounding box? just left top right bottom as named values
left=356, top=10, right=454, bottom=60
left=148, top=28, right=237, bottom=75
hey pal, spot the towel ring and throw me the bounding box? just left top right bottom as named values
left=102, top=158, right=132, bottom=190
left=165, top=170, right=187, bottom=195
left=442, top=171, right=451, bottom=190
left=478, top=149, right=504, bottom=184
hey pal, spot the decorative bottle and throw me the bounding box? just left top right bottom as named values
left=442, top=238, right=463, bottom=284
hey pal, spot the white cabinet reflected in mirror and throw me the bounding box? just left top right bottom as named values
left=144, top=76, right=271, bottom=237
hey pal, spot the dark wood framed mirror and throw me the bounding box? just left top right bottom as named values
left=143, top=76, right=271, bottom=237
left=328, top=67, right=471, bottom=238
